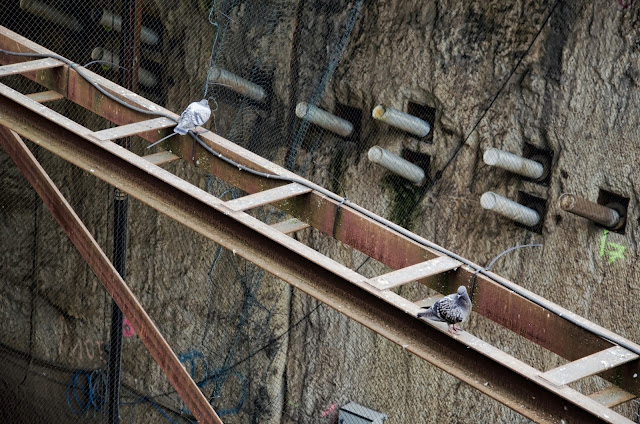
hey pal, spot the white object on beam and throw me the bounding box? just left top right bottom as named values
left=367, top=146, right=425, bottom=185
left=295, top=102, right=353, bottom=137
left=20, top=0, right=82, bottom=31
left=372, top=104, right=430, bottom=137
left=483, top=148, right=544, bottom=180
left=91, top=48, right=158, bottom=88
left=207, top=67, right=266, bottom=102
left=480, top=191, right=540, bottom=227
left=96, top=9, right=159, bottom=46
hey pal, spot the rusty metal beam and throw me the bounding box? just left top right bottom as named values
left=0, top=80, right=633, bottom=423
left=0, top=126, right=222, bottom=424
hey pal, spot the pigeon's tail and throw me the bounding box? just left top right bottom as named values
left=146, top=131, right=177, bottom=149
left=174, top=124, right=189, bottom=135
left=417, top=307, right=438, bottom=320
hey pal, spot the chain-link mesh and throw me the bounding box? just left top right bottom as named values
left=2, top=0, right=640, bottom=423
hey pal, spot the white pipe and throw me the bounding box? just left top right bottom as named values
left=91, top=48, right=157, bottom=88
left=295, top=102, right=353, bottom=137
left=20, top=0, right=82, bottom=32
left=480, top=192, right=540, bottom=227
left=96, top=9, right=159, bottom=46
left=367, top=146, right=425, bottom=185
left=483, top=148, right=544, bottom=180
left=207, top=67, right=266, bottom=102
left=372, top=104, right=430, bottom=137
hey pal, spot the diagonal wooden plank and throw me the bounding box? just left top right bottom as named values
left=368, top=256, right=462, bottom=290
left=26, top=90, right=64, bottom=103
left=0, top=57, right=62, bottom=77
left=270, top=217, right=310, bottom=235
left=540, top=346, right=640, bottom=387
left=588, top=387, right=636, bottom=408
left=223, top=182, right=312, bottom=212
left=93, top=117, right=176, bottom=141
left=143, top=150, right=180, bottom=166
left=0, top=126, right=222, bottom=424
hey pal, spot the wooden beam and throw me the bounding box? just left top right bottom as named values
left=92, top=117, right=176, bottom=141
left=0, top=126, right=223, bottom=424
left=589, top=387, right=636, bottom=408
left=0, top=57, right=62, bottom=77
left=26, top=90, right=64, bottom=103
left=270, top=218, right=310, bottom=235
left=415, top=294, right=444, bottom=308
left=223, top=183, right=312, bottom=212
left=368, top=256, right=461, bottom=290
left=143, top=150, right=180, bottom=166
left=540, top=346, right=639, bottom=387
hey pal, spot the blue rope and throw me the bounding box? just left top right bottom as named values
left=66, top=369, right=184, bottom=422
left=89, top=369, right=108, bottom=412
left=66, top=370, right=91, bottom=414
left=66, top=369, right=108, bottom=415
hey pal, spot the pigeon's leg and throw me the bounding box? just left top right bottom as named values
left=448, top=324, right=461, bottom=334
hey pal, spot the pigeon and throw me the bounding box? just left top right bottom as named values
left=147, top=99, right=211, bottom=149
left=417, top=286, right=472, bottom=334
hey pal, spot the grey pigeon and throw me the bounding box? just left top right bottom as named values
left=147, top=99, right=211, bottom=148
left=417, top=286, right=472, bottom=334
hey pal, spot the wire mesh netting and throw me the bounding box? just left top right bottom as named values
left=2, top=0, right=640, bottom=423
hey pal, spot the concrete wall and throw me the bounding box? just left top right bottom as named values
left=1, top=0, right=639, bottom=422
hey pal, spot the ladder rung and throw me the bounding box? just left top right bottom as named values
left=539, top=346, right=639, bottom=386
left=0, top=58, right=63, bottom=77
left=223, top=183, right=312, bottom=212
left=270, top=218, right=310, bottom=235
left=92, top=117, right=175, bottom=141
left=369, top=256, right=462, bottom=290
left=415, top=294, right=444, bottom=309
left=26, top=90, right=64, bottom=103
left=588, top=386, right=636, bottom=408
left=142, top=151, right=180, bottom=166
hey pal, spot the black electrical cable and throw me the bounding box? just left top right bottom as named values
left=431, top=0, right=561, bottom=185
left=2, top=45, right=637, bottom=357
left=0, top=49, right=178, bottom=123
left=470, top=244, right=543, bottom=302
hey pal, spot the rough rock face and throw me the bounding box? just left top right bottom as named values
left=2, top=0, right=640, bottom=423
